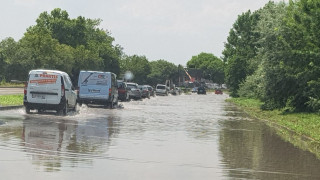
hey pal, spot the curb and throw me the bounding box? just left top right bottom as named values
left=0, top=105, right=24, bottom=111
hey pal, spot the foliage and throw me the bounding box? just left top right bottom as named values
left=238, top=64, right=265, bottom=99
left=186, top=52, right=224, bottom=84
left=0, top=8, right=121, bottom=84
left=223, top=10, right=261, bottom=97
left=224, top=0, right=320, bottom=112
left=120, top=55, right=151, bottom=85
left=147, top=60, right=178, bottom=86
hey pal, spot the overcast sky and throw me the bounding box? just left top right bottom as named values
left=0, top=0, right=287, bottom=66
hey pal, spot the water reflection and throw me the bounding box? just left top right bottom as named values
left=1, top=94, right=320, bottom=179
left=219, top=105, right=320, bottom=179
left=0, top=112, right=120, bottom=172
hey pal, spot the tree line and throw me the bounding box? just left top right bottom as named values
left=223, top=0, right=320, bottom=112
left=0, top=8, right=183, bottom=87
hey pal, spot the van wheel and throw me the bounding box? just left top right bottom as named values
left=114, top=100, right=118, bottom=107
left=73, top=102, right=78, bottom=112
left=58, top=102, right=68, bottom=115
left=25, top=106, right=31, bottom=114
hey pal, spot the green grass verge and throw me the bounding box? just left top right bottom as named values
left=227, top=98, right=320, bottom=142
left=0, top=82, right=24, bottom=88
left=0, top=95, right=24, bottom=106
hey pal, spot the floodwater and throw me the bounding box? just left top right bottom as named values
left=0, top=93, right=320, bottom=179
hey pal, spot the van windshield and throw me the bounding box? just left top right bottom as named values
left=80, top=73, right=108, bottom=86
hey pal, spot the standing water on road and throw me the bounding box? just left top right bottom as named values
left=0, top=93, right=320, bottom=179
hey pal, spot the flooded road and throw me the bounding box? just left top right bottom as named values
left=0, top=93, right=320, bottom=179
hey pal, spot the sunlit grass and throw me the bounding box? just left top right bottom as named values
left=0, top=95, right=24, bottom=106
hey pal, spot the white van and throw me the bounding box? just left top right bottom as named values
left=156, top=84, right=168, bottom=96
left=24, top=69, right=77, bottom=115
left=77, top=71, right=118, bottom=108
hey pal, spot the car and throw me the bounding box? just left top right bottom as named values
left=191, top=87, right=198, bottom=93
left=127, top=82, right=142, bottom=100
left=145, top=85, right=155, bottom=97
left=197, top=86, right=206, bottom=95
left=156, top=84, right=168, bottom=96
left=77, top=71, right=118, bottom=108
left=175, top=87, right=182, bottom=95
left=23, top=69, right=77, bottom=115
left=138, top=85, right=150, bottom=99
left=215, top=89, right=223, bottom=95
left=117, top=80, right=130, bottom=101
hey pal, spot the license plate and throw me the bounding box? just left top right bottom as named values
left=32, top=94, right=46, bottom=99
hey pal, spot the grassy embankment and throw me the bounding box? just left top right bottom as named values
left=0, top=95, right=24, bottom=106
left=227, top=98, right=320, bottom=158
left=0, top=82, right=24, bottom=88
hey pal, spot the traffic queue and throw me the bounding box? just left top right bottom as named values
left=23, top=69, right=181, bottom=115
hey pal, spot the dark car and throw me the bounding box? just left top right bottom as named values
left=145, top=85, right=155, bottom=97
left=127, top=82, right=142, bottom=100
left=215, top=89, right=223, bottom=95
left=197, top=87, right=206, bottom=95
left=117, top=80, right=130, bottom=101
left=138, top=85, right=151, bottom=99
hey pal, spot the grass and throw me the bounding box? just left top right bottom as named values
left=227, top=98, right=320, bottom=141
left=227, top=97, right=320, bottom=158
left=0, top=81, right=25, bottom=88
left=0, top=95, right=24, bottom=106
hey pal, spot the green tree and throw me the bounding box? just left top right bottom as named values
left=0, top=38, right=18, bottom=81
left=223, top=10, right=261, bottom=97
left=238, top=2, right=287, bottom=103
left=187, top=52, right=224, bottom=84
left=121, top=55, right=151, bottom=84
left=21, top=8, right=121, bottom=83
left=147, top=60, right=178, bottom=86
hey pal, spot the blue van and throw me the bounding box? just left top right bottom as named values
left=77, top=71, right=118, bottom=108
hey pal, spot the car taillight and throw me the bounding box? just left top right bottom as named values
left=61, top=84, right=65, bottom=97
left=109, top=88, right=111, bottom=96
left=24, top=81, right=28, bottom=95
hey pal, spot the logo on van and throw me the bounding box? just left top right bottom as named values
left=30, top=79, right=57, bottom=85
left=98, top=75, right=105, bottom=79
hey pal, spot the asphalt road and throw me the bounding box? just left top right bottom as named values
left=0, top=88, right=23, bottom=95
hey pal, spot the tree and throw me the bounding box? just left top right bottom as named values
left=148, top=60, right=178, bottom=86
left=187, top=52, right=224, bottom=84
left=0, top=38, right=18, bottom=81
left=223, top=10, right=261, bottom=97
left=121, top=55, right=151, bottom=84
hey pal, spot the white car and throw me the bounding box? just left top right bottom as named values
left=24, top=69, right=77, bottom=115
left=155, top=84, right=168, bottom=96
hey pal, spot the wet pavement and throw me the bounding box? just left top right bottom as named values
left=0, top=93, right=320, bottom=179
